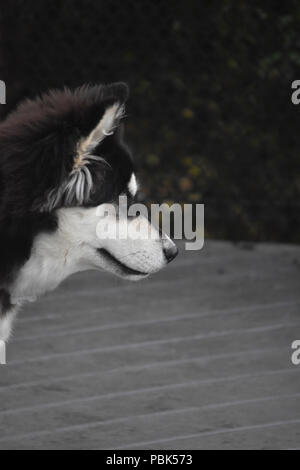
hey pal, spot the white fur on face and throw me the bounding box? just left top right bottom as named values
left=10, top=205, right=174, bottom=305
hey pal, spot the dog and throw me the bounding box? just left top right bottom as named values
left=0, top=83, right=178, bottom=341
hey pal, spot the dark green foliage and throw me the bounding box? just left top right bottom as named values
left=0, top=0, right=299, bottom=242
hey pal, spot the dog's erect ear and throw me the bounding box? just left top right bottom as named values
left=0, top=82, right=130, bottom=215
left=75, top=82, right=129, bottom=166
left=79, top=101, right=125, bottom=157
left=42, top=83, right=129, bottom=210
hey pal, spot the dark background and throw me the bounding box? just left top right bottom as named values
left=0, top=0, right=299, bottom=243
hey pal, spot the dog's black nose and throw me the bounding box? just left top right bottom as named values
left=163, top=241, right=178, bottom=263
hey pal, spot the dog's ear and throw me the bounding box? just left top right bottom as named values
left=75, top=82, right=128, bottom=164
left=79, top=101, right=125, bottom=156
left=42, top=83, right=130, bottom=210
left=0, top=82, right=130, bottom=214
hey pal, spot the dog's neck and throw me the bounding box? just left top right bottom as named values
left=0, top=209, right=96, bottom=342
left=10, top=239, right=87, bottom=306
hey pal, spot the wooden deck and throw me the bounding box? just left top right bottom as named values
left=0, top=240, right=299, bottom=449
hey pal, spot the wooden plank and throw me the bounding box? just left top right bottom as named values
left=0, top=240, right=299, bottom=449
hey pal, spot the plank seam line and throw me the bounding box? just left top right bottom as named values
left=115, top=418, right=300, bottom=449
left=0, top=392, right=299, bottom=444
left=0, top=367, right=296, bottom=417
left=10, top=321, right=300, bottom=365
left=15, top=300, right=300, bottom=341
left=0, top=346, right=282, bottom=391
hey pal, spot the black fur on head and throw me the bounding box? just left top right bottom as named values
left=0, top=82, right=133, bottom=286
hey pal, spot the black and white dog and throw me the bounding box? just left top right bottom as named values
left=0, top=83, right=177, bottom=341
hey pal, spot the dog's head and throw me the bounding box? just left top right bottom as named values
left=0, top=83, right=177, bottom=292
